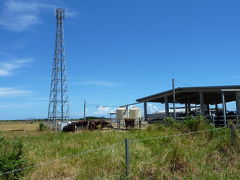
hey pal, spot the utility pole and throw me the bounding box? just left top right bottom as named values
left=84, top=100, right=86, bottom=120
left=172, top=78, right=176, bottom=120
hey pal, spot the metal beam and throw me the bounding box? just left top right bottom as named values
left=120, top=102, right=141, bottom=107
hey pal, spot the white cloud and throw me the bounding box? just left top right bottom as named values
left=0, top=87, right=31, bottom=97
left=76, top=81, right=123, bottom=87
left=0, top=0, right=54, bottom=32
left=0, top=58, right=32, bottom=76
left=0, top=0, right=78, bottom=32
left=94, top=106, right=115, bottom=115
left=148, top=103, right=160, bottom=113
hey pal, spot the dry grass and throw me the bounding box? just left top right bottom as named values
left=0, top=121, right=39, bottom=132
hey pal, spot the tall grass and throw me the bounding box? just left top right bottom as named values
left=0, top=118, right=239, bottom=179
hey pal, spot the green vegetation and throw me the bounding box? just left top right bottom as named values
left=0, top=117, right=239, bottom=179
left=38, top=123, right=47, bottom=132
left=0, top=137, right=28, bottom=179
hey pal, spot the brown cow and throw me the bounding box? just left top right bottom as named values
left=125, top=118, right=135, bottom=130
left=62, top=122, right=76, bottom=132
left=101, top=120, right=113, bottom=129
left=88, top=120, right=98, bottom=130
left=75, top=120, right=89, bottom=130
left=88, top=119, right=113, bottom=130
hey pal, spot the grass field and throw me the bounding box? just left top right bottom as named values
left=0, top=119, right=240, bottom=180
left=0, top=121, right=39, bottom=132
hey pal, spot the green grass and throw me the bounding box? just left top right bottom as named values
left=0, top=120, right=240, bottom=180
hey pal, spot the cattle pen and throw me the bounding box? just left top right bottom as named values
left=136, top=85, right=240, bottom=127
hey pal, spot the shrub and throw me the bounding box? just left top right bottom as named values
left=39, top=123, right=46, bottom=131
left=164, top=117, right=175, bottom=127
left=146, top=123, right=164, bottom=131
left=184, top=116, right=208, bottom=132
left=0, top=137, right=28, bottom=179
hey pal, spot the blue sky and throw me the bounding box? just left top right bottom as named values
left=0, top=0, right=240, bottom=120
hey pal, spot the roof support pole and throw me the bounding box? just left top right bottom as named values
left=236, top=92, right=240, bottom=124
left=199, top=91, right=204, bottom=115
left=172, top=78, right=176, bottom=120
left=185, top=103, right=188, bottom=115
left=215, top=104, right=218, bottom=114
left=221, top=91, right=227, bottom=127
left=206, top=104, right=210, bottom=115
left=144, top=102, right=147, bottom=121
left=236, top=92, right=240, bottom=115
left=164, top=96, right=169, bottom=117
left=187, top=103, right=191, bottom=115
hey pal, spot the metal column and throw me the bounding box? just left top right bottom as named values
left=172, top=78, right=176, bottom=120
left=187, top=103, right=191, bottom=115
left=215, top=104, right=218, bottom=114
left=164, top=96, right=169, bottom=117
left=221, top=91, right=227, bottom=127
left=206, top=104, right=210, bottom=115
left=185, top=103, right=188, bottom=115
left=199, top=92, right=204, bottom=115
left=236, top=92, right=240, bottom=124
left=144, top=102, right=147, bottom=121
left=236, top=92, right=240, bottom=115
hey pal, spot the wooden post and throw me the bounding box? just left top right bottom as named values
left=125, top=138, right=130, bottom=177
left=230, top=124, right=236, bottom=145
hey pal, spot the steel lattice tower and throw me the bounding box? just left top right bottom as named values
left=48, top=8, right=69, bottom=125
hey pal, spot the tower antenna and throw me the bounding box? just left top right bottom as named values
left=48, top=8, right=70, bottom=127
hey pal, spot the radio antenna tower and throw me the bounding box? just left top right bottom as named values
left=48, top=8, right=69, bottom=126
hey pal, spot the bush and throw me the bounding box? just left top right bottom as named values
left=184, top=116, right=209, bottom=132
left=146, top=123, right=164, bottom=131
left=164, top=117, right=175, bottom=127
left=39, top=123, right=46, bottom=131
left=0, top=137, right=28, bottom=179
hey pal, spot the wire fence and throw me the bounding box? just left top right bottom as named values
left=0, top=125, right=234, bottom=179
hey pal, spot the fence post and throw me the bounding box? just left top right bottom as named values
left=125, top=138, right=129, bottom=177
left=230, top=124, right=236, bottom=145
left=139, top=118, right=142, bottom=129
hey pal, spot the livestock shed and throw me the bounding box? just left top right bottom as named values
left=136, top=85, right=240, bottom=126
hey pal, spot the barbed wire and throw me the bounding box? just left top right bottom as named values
left=130, top=127, right=226, bottom=142
left=0, top=126, right=228, bottom=176
left=0, top=142, right=123, bottom=176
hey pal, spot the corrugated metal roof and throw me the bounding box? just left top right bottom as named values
left=136, top=85, right=240, bottom=104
